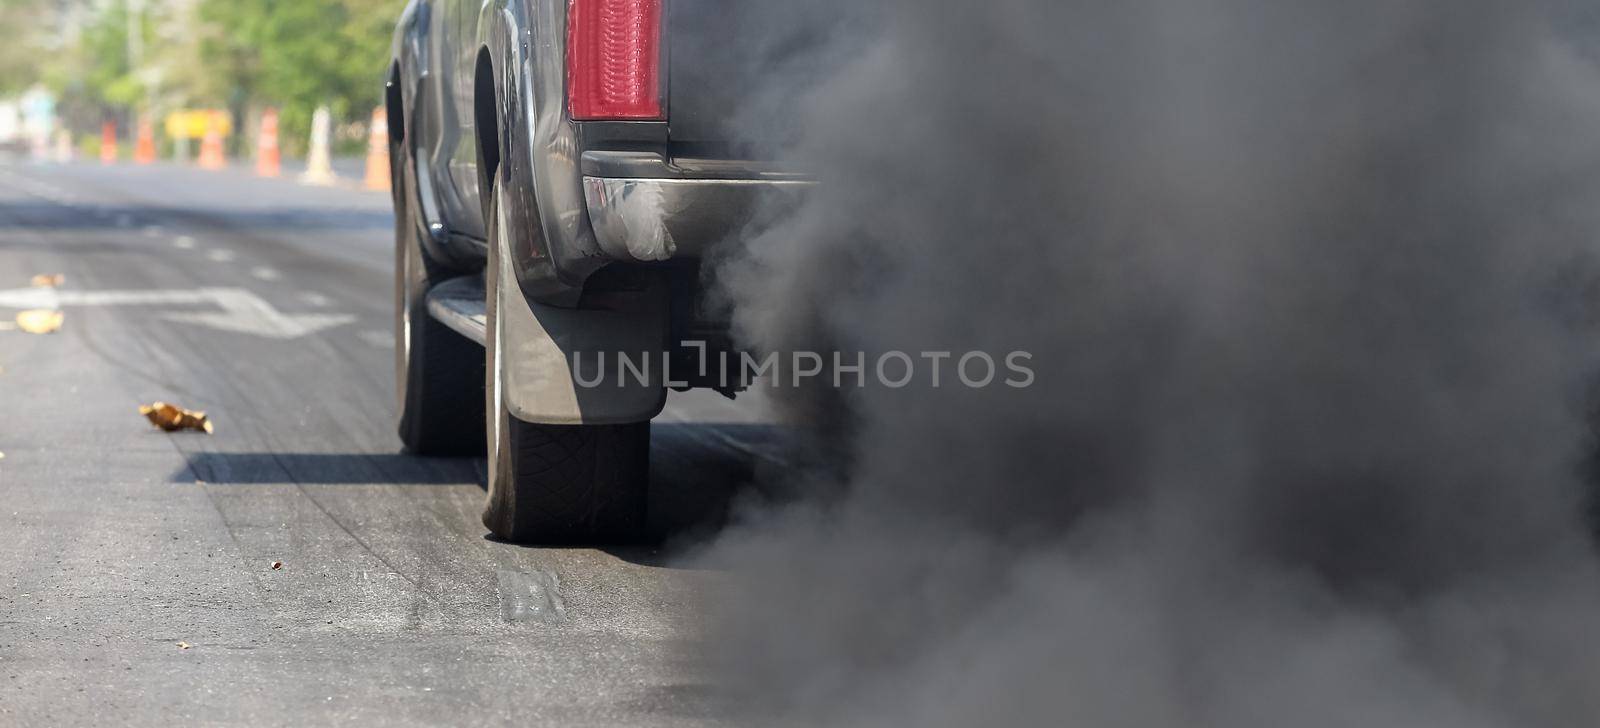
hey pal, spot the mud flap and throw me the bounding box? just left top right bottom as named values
left=492, top=219, right=670, bottom=426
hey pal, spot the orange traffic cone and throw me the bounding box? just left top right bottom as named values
left=100, top=122, right=118, bottom=165
left=198, top=115, right=226, bottom=171
left=134, top=121, right=156, bottom=165
left=364, top=106, right=390, bottom=191
left=256, top=108, right=281, bottom=178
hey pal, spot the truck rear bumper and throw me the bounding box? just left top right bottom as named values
left=582, top=177, right=813, bottom=261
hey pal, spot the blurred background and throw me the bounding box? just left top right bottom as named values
left=0, top=0, right=396, bottom=168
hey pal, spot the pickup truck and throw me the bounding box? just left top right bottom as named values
left=386, top=0, right=806, bottom=543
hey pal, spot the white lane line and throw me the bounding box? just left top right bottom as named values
left=251, top=267, right=281, bottom=281
left=0, top=287, right=213, bottom=309
left=299, top=292, right=332, bottom=308
left=172, top=236, right=196, bottom=249
left=0, top=286, right=354, bottom=339
left=206, top=249, right=236, bottom=263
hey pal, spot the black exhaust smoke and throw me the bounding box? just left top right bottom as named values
left=692, top=1, right=1600, bottom=725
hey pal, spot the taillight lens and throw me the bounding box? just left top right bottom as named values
left=567, top=0, right=663, bottom=120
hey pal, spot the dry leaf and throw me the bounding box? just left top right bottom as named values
left=271, top=561, right=284, bottom=571
left=15, top=310, right=63, bottom=334
left=140, top=402, right=215, bottom=434
left=177, top=642, right=191, bottom=650
left=30, top=274, right=64, bottom=288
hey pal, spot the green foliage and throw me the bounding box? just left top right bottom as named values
left=199, top=0, right=396, bottom=152
left=0, top=0, right=51, bottom=95
left=33, top=0, right=144, bottom=134
left=77, top=3, right=141, bottom=107
left=3, top=0, right=398, bottom=153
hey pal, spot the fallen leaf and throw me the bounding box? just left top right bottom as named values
left=30, top=274, right=64, bottom=288
left=15, top=310, right=63, bottom=334
left=177, top=642, right=191, bottom=650
left=139, top=402, right=215, bottom=434
left=271, top=561, right=284, bottom=571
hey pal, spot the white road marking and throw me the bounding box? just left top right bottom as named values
left=206, top=249, right=236, bottom=263
left=173, top=236, right=196, bottom=249
left=299, top=292, right=332, bottom=307
left=0, top=288, right=56, bottom=309
left=250, top=267, right=281, bottom=281
left=0, top=288, right=213, bottom=309
left=0, top=286, right=354, bottom=340
left=164, top=289, right=354, bottom=339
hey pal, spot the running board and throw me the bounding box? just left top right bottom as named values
left=425, top=276, right=487, bottom=345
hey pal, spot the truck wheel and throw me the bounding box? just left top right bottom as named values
left=394, top=146, right=485, bottom=455
left=481, top=183, right=649, bottom=543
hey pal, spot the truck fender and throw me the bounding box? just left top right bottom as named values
left=480, top=0, right=609, bottom=305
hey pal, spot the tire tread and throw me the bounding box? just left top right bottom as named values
left=396, top=165, right=486, bottom=456
left=494, top=420, right=649, bottom=543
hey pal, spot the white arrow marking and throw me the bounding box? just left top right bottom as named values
left=164, top=289, right=354, bottom=339
left=0, top=286, right=353, bottom=340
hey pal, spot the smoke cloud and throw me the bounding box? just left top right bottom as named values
left=692, top=2, right=1600, bottom=725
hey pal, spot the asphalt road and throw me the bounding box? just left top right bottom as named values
left=0, top=160, right=775, bottom=726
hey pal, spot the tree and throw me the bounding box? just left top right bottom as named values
left=42, top=0, right=145, bottom=135
left=2, top=0, right=397, bottom=154
left=0, top=0, right=52, bottom=95
left=199, top=0, right=394, bottom=155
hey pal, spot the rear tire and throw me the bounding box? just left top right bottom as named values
left=482, top=179, right=649, bottom=543
left=394, top=142, right=486, bottom=455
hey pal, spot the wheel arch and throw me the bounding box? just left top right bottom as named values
left=473, top=47, right=501, bottom=226
left=473, top=0, right=612, bottom=307
left=386, top=62, right=406, bottom=149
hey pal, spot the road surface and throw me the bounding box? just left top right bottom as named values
left=0, top=161, right=774, bottom=726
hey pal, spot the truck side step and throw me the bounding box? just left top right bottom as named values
left=425, top=275, right=487, bottom=345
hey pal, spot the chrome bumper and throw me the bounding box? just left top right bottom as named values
left=582, top=177, right=813, bottom=262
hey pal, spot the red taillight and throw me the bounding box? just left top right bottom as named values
left=567, top=0, right=663, bottom=120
